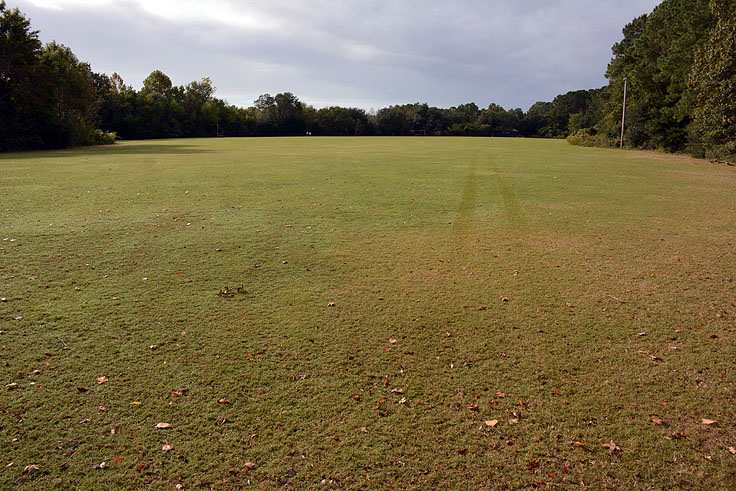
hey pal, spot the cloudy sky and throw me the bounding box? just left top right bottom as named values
left=15, top=0, right=661, bottom=110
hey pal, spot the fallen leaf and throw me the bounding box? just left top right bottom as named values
left=651, top=417, right=663, bottom=425
left=24, top=464, right=39, bottom=474
left=390, top=388, right=403, bottom=394
left=499, top=296, right=509, bottom=302
left=244, top=462, right=257, bottom=470
left=112, top=457, right=124, bottom=463
left=5, top=383, right=18, bottom=390
left=398, top=397, right=407, bottom=404
left=601, top=441, right=621, bottom=454
left=98, top=406, right=107, bottom=412
left=155, top=422, right=172, bottom=429
left=509, top=418, right=519, bottom=425
left=485, top=420, right=498, bottom=427
left=327, top=302, right=335, bottom=307
left=728, top=447, right=735, bottom=455
left=217, top=398, right=230, bottom=404
left=130, top=401, right=141, bottom=405
left=96, top=376, right=108, bottom=384
left=92, top=462, right=105, bottom=469
left=701, top=419, right=717, bottom=425
left=149, top=345, right=158, bottom=350
left=162, top=444, right=174, bottom=451
left=389, top=338, right=397, bottom=344
left=77, top=387, right=88, bottom=392
left=468, top=404, right=479, bottom=411
left=496, top=392, right=506, bottom=398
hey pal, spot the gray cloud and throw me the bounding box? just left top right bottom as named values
left=15, top=0, right=661, bottom=110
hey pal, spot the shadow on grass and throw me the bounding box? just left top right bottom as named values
left=2, top=141, right=215, bottom=160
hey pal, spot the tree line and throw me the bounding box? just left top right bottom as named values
left=2, top=0, right=734, bottom=161
left=571, top=0, right=735, bottom=161
left=0, top=1, right=603, bottom=151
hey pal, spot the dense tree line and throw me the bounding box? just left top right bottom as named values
left=1, top=2, right=605, bottom=151
left=573, top=0, right=736, bottom=161
left=5, top=0, right=734, bottom=161
left=77, top=70, right=607, bottom=142
left=1, top=2, right=114, bottom=151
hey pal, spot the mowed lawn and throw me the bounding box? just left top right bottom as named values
left=1, top=137, right=735, bottom=489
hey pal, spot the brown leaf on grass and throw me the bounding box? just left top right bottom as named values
left=96, top=376, right=108, bottom=384
left=650, top=355, right=662, bottom=361
left=77, top=387, right=88, bottom=392
left=327, top=302, right=335, bottom=307
left=5, top=383, right=18, bottom=390
left=244, top=462, right=257, bottom=470
left=650, top=417, right=663, bottom=425
left=701, top=419, right=717, bottom=425
left=155, top=422, right=172, bottom=429
left=499, top=296, right=509, bottom=302
left=98, top=406, right=107, bottom=412
left=670, top=432, right=687, bottom=439
left=24, top=464, right=39, bottom=474
left=162, top=444, right=174, bottom=451
left=149, top=345, right=158, bottom=350
left=601, top=441, right=621, bottom=454
left=398, top=397, right=407, bottom=404
left=390, top=388, right=403, bottom=394
left=485, top=420, right=498, bottom=427
left=496, top=392, right=506, bottom=398
left=468, top=404, right=479, bottom=411
left=217, top=398, right=230, bottom=404
left=509, top=419, right=519, bottom=425
left=171, top=391, right=183, bottom=397
left=389, top=338, right=397, bottom=344
left=728, top=447, right=736, bottom=455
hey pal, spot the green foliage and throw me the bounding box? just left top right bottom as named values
left=0, top=1, right=50, bottom=150
left=600, top=0, right=715, bottom=151
left=0, top=4, right=106, bottom=150
left=688, top=0, right=736, bottom=160
left=566, top=128, right=607, bottom=147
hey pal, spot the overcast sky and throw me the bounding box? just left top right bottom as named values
left=15, top=0, right=661, bottom=111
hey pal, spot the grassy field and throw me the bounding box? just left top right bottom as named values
left=1, top=137, right=735, bottom=489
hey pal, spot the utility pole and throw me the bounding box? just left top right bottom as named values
left=620, top=77, right=628, bottom=149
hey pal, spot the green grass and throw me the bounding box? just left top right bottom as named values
left=1, top=137, right=735, bottom=489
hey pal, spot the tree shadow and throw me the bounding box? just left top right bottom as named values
left=3, top=141, right=216, bottom=159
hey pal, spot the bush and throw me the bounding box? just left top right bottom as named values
left=89, top=129, right=118, bottom=145
left=566, top=128, right=607, bottom=147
